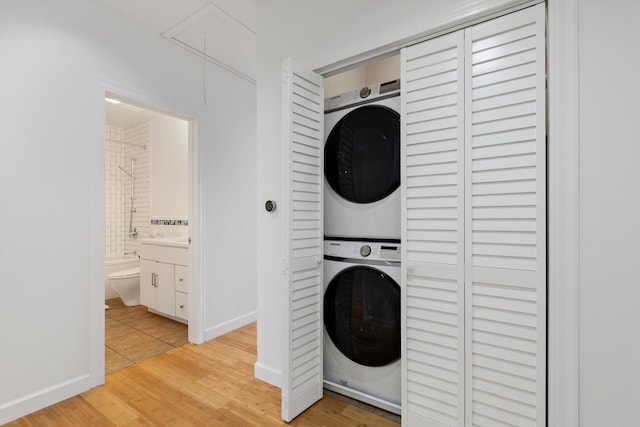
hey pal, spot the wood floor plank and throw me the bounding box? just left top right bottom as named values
left=8, top=322, right=400, bottom=426
left=54, top=393, right=117, bottom=426
left=80, top=387, right=143, bottom=426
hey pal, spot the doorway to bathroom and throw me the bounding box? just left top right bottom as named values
left=103, top=94, right=194, bottom=375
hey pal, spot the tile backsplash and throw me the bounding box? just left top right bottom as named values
left=151, top=219, right=189, bottom=226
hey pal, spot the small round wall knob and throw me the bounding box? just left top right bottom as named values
left=265, top=200, right=277, bottom=212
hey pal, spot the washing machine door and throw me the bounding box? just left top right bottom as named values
left=324, top=265, right=401, bottom=367
left=324, top=105, right=400, bottom=204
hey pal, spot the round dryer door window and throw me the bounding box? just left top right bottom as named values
left=324, top=266, right=400, bottom=367
left=324, top=105, right=400, bottom=203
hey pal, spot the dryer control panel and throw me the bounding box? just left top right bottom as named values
left=324, top=239, right=400, bottom=262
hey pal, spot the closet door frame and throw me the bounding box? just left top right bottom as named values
left=279, top=1, right=580, bottom=425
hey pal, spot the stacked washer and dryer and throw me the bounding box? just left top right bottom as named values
left=322, top=79, right=402, bottom=414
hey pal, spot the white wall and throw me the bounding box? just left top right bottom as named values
left=364, top=54, right=400, bottom=86
left=324, top=67, right=365, bottom=99
left=324, top=54, right=400, bottom=98
left=202, top=61, right=257, bottom=340
left=0, top=0, right=256, bottom=422
left=150, top=115, right=188, bottom=220
left=255, top=0, right=530, bottom=387
left=579, top=0, right=640, bottom=424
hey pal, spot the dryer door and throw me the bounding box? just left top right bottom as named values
left=324, top=105, right=400, bottom=203
left=324, top=265, right=401, bottom=367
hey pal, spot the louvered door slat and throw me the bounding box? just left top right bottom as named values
left=402, top=30, right=465, bottom=427
left=465, top=4, right=546, bottom=426
left=282, top=58, right=324, bottom=423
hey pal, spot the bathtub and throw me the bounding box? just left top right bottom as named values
left=105, top=254, right=140, bottom=300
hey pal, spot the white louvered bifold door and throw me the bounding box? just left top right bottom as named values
left=401, top=4, right=546, bottom=427
left=281, top=58, right=324, bottom=423
left=464, top=4, right=546, bottom=426
left=401, top=30, right=466, bottom=427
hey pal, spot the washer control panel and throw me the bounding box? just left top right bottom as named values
left=325, top=240, right=400, bottom=262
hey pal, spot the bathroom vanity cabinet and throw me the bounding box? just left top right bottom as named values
left=139, top=239, right=189, bottom=323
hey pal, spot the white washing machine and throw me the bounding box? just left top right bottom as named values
left=323, top=239, right=401, bottom=414
left=324, top=80, right=401, bottom=240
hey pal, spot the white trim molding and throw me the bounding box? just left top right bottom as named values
left=254, top=362, right=282, bottom=389
left=547, top=0, right=580, bottom=425
left=0, top=375, right=90, bottom=425
left=316, top=0, right=544, bottom=77
left=89, top=78, right=107, bottom=389
left=204, top=311, right=257, bottom=341
left=90, top=75, right=206, bottom=381
left=161, top=3, right=256, bottom=84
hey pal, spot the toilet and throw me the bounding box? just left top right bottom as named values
left=108, top=267, right=140, bottom=306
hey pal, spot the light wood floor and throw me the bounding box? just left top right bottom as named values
left=6, top=323, right=400, bottom=426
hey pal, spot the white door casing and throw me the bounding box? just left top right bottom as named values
left=280, top=4, right=546, bottom=424
left=281, top=58, right=325, bottom=422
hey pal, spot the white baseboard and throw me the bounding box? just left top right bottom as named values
left=254, top=361, right=282, bottom=388
left=204, top=311, right=257, bottom=341
left=0, top=375, right=91, bottom=425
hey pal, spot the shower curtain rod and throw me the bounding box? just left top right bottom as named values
left=106, top=138, right=146, bottom=150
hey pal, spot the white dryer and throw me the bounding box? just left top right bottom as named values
left=324, top=80, right=401, bottom=240
left=323, top=239, right=401, bottom=414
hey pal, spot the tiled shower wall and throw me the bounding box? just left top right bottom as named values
left=105, top=126, right=125, bottom=256
left=105, top=123, right=151, bottom=257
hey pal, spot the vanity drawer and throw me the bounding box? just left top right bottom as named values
left=175, top=265, right=189, bottom=293
left=175, top=291, right=188, bottom=321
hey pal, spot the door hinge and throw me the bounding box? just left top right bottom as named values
left=281, top=258, right=289, bottom=276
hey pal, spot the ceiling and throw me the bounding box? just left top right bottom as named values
left=95, top=0, right=256, bottom=82
left=105, top=100, right=161, bottom=128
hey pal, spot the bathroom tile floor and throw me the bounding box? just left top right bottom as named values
left=105, top=298, right=188, bottom=375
